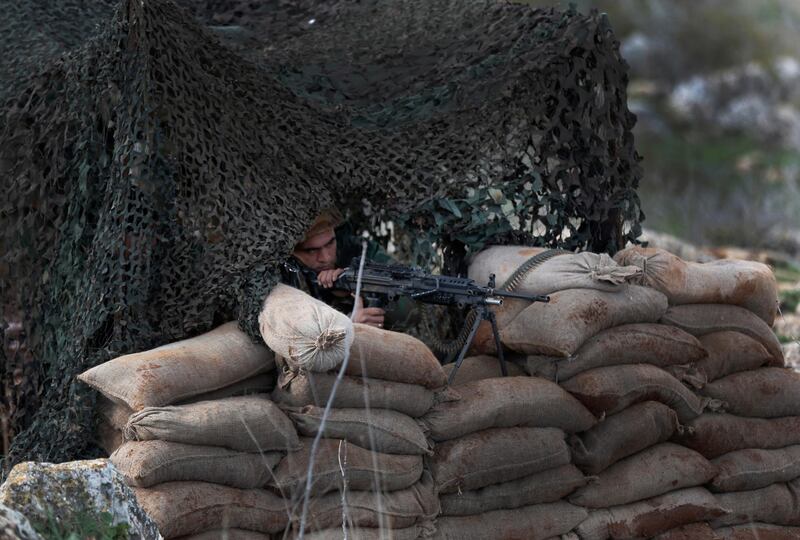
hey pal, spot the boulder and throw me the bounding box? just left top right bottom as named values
left=0, top=459, right=161, bottom=540
left=0, top=504, right=42, bottom=540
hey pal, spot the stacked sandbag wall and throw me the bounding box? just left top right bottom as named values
left=268, top=320, right=446, bottom=538
left=79, top=322, right=294, bottom=539
left=420, top=372, right=596, bottom=538
left=458, top=244, right=796, bottom=538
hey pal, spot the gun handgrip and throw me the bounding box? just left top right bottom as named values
left=364, top=295, right=385, bottom=309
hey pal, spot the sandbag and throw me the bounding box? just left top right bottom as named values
left=97, top=373, right=276, bottom=430
left=501, top=286, right=668, bottom=357
left=714, top=523, right=800, bottom=539
left=271, top=437, right=422, bottom=496
left=469, top=249, right=642, bottom=355
left=440, top=464, right=586, bottom=516
left=174, top=373, right=276, bottom=404
left=96, top=420, right=124, bottom=455
left=271, top=370, right=434, bottom=418
left=429, top=426, right=570, bottom=494
left=652, top=522, right=720, bottom=540
left=421, top=377, right=595, bottom=442
left=259, top=283, right=354, bottom=373
left=442, top=355, right=525, bottom=386
left=561, top=364, right=717, bottom=423
left=676, top=414, right=800, bottom=459
left=710, top=445, right=800, bottom=492
left=528, top=324, right=708, bottom=382
left=347, top=324, right=447, bottom=388
left=700, top=368, right=800, bottom=418
left=468, top=248, right=640, bottom=294
left=710, top=479, right=800, bottom=527
left=696, top=332, right=773, bottom=382
left=78, top=321, right=274, bottom=410
left=97, top=395, right=134, bottom=431
left=660, top=304, right=784, bottom=365
left=614, top=246, right=778, bottom=325
left=571, top=401, right=680, bottom=475
left=575, top=487, right=729, bottom=540
left=433, top=501, right=588, bottom=540
left=290, top=526, right=426, bottom=540
left=569, top=443, right=717, bottom=508
left=111, top=440, right=281, bottom=488
left=123, top=395, right=300, bottom=453
left=173, top=530, right=271, bottom=540
left=132, top=482, right=288, bottom=538
left=289, top=406, right=431, bottom=456
left=292, top=472, right=439, bottom=532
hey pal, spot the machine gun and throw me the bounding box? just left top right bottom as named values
left=311, top=258, right=550, bottom=384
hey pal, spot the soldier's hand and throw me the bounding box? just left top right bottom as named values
left=352, top=295, right=385, bottom=328
left=317, top=268, right=346, bottom=288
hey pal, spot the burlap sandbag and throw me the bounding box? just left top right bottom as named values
left=710, top=445, right=800, bottom=492
left=271, top=370, right=435, bottom=418
left=575, top=487, right=729, bottom=540
left=433, top=501, right=588, bottom=540
left=430, top=426, right=569, bottom=494
left=289, top=526, right=425, bottom=540
left=440, top=464, right=586, bottom=516
left=346, top=324, right=446, bottom=388
left=78, top=321, right=274, bottom=410
left=696, top=332, right=773, bottom=382
left=710, top=479, right=800, bottom=527
left=652, top=522, right=720, bottom=540
left=468, top=247, right=641, bottom=293
left=700, top=367, right=800, bottom=418
left=288, top=406, right=431, bottom=456
left=271, top=437, right=422, bottom=496
left=111, top=440, right=280, bottom=488
left=123, top=395, right=300, bottom=453
left=676, top=413, right=800, bottom=459
left=133, top=481, right=288, bottom=538
left=173, top=530, right=270, bottom=540
left=501, top=286, right=669, bottom=357
left=571, top=401, right=680, bottom=475
left=660, top=304, right=784, bottom=365
left=525, top=324, right=707, bottom=382
left=614, top=246, right=779, bottom=326
left=442, top=355, right=525, bottom=386
left=561, top=364, right=718, bottom=423
left=421, top=376, right=595, bottom=442
left=569, top=443, right=717, bottom=508
left=97, top=373, right=276, bottom=431
left=96, top=420, right=124, bottom=455
left=714, top=523, right=800, bottom=539
left=175, top=373, right=276, bottom=404
left=259, top=283, right=354, bottom=373
left=291, top=472, right=439, bottom=532
left=469, top=249, right=643, bottom=355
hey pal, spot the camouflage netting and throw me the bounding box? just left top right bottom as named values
left=0, top=0, right=642, bottom=467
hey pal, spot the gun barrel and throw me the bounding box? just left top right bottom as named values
left=494, top=290, right=550, bottom=303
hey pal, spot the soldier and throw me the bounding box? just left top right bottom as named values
left=282, top=210, right=389, bottom=328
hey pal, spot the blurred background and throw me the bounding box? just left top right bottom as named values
left=528, top=0, right=800, bottom=254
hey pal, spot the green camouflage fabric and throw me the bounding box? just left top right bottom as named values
left=0, top=0, right=642, bottom=466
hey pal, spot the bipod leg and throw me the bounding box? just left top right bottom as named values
left=487, top=310, right=507, bottom=376
left=446, top=307, right=484, bottom=386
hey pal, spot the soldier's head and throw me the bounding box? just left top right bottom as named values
left=292, top=210, right=341, bottom=272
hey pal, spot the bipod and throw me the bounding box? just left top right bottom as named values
left=446, top=302, right=507, bottom=386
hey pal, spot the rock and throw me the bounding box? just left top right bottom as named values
left=0, top=459, right=162, bottom=540
left=784, top=342, right=800, bottom=373
left=668, top=58, right=800, bottom=149
left=0, top=503, right=42, bottom=540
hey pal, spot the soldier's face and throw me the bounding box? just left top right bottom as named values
left=293, top=227, right=338, bottom=272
